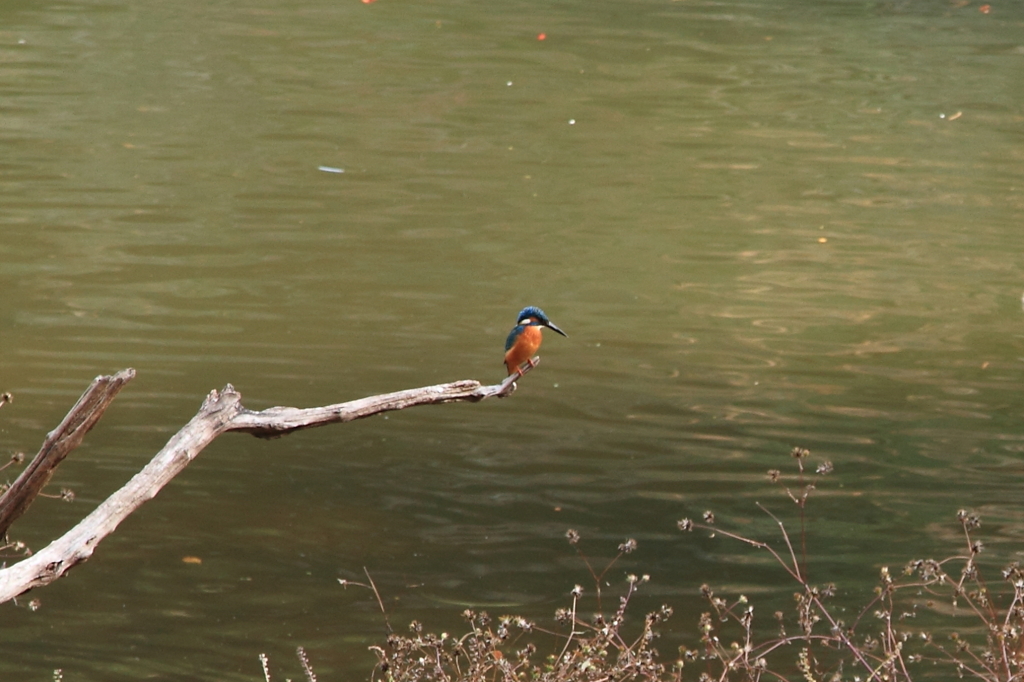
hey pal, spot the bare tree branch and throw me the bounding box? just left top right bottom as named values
left=0, top=361, right=538, bottom=604
left=0, top=369, right=136, bottom=538
left=231, top=369, right=524, bottom=438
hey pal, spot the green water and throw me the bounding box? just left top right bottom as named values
left=2, top=0, right=1023, bottom=679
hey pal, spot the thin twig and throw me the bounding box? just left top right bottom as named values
left=363, top=567, right=393, bottom=635
left=756, top=502, right=803, bottom=583
left=557, top=593, right=580, bottom=664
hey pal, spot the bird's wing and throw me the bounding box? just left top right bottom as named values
left=504, top=325, right=523, bottom=352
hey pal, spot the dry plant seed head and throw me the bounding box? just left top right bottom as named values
left=677, top=518, right=693, bottom=532
left=702, top=510, right=715, bottom=524
left=700, top=584, right=713, bottom=599
left=791, top=447, right=810, bottom=459
left=565, top=528, right=580, bottom=545
left=60, top=488, right=75, bottom=502
left=12, top=452, right=24, bottom=463
left=554, top=607, right=572, bottom=625
left=880, top=566, right=892, bottom=586
left=618, top=538, right=637, bottom=553
left=816, top=460, right=833, bottom=475
left=296, top=646, right=316, bottom=682
left=971, top=540, right=984, bottom=555
left=797, top=647, right=814, bottom=682
left=258, top=652, right=271, bottom=682
left=767, top=469, right=781, bottom=483
left=957, top=509, right=982, bottom=530
left=571, top=584, right=583, bottom=598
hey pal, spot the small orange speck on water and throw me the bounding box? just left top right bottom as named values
left=362, top=0, right=376, bottom=4
left=537, top=33, right=546, bottom=40
left=981, top=361, right=990, bottom=369
left=818, top=237, right=828, bottom=243
left=979, top=4, right=990, bottom=12
left=554, top=506, right=562, bottom=512
left=182, top=556, right=202, bottom=565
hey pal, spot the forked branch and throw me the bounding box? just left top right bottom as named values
left=0, top=360, right=539, bottom=604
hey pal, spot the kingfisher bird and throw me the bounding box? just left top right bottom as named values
left=504, top=306, right=567, bottom=376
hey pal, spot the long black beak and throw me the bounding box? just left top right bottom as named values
left=545, top=321, right=567, bottom=337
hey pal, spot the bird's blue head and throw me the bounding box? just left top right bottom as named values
left=515, top=306, right=567, bottom=336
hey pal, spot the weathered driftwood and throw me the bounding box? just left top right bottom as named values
left=0, top=362, right=536, bottom=604
left=0, top=369, right=136, bottom=538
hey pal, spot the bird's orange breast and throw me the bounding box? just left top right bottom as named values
left=504, top=325, right=543, bottom=374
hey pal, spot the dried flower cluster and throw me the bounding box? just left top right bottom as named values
left=683, top=452, right=1024, bottom=682
left=367, top=541, right=676, bottom=682
left=338, top=447, right=1024, bottom=682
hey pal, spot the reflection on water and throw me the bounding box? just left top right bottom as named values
left=2, top=0, right=1023, bottom=678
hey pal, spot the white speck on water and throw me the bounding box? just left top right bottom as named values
left=318, top=166, right=344, bottom=173
left=568, top=119, right=576, bottom=125
left=507, top=81, right=513, bottom=86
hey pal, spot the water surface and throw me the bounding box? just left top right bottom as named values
left=2, top=0, right=1023, bottom=679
